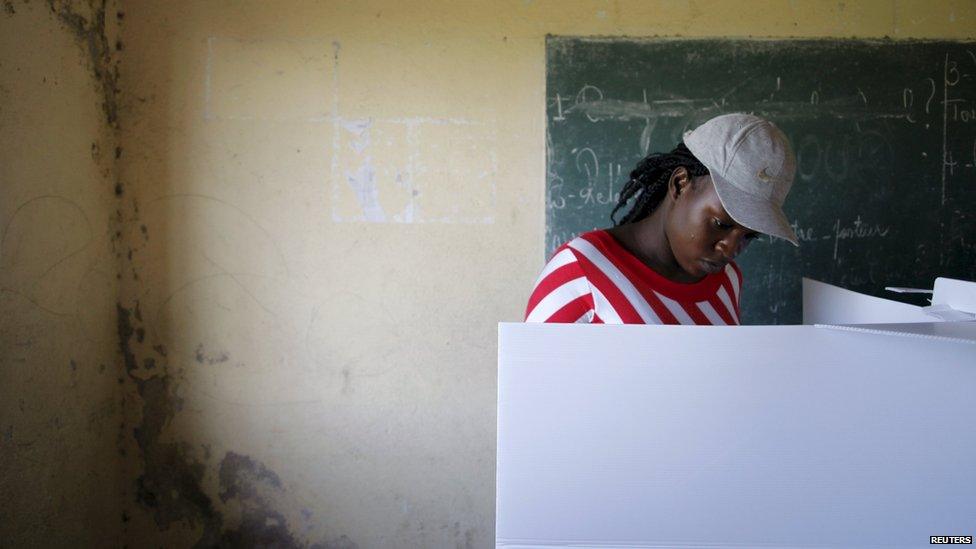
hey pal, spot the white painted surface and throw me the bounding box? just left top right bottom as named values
left=497, top=322, right=976, bottom=548
left=802, top=277, right=934, bottom=324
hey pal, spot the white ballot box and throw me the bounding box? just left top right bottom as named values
left=496, top=322, right=975, bottom=549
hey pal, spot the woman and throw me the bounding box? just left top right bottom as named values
left=525, top=113, right=799, bottom=324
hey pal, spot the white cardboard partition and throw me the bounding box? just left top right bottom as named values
left=803, top=277, right=976, bottom=342
left=934, top=277, right=976, bottom=317
left=496, top=322, right=976, bottom=549
left=803, top=277, right=976, bottom=325
left=802, top=278, right=933, bottom=324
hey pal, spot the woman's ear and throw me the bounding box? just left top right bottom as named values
left=667, top=166, right=692, bottom=201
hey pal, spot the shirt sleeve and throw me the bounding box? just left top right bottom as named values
left=524, top=246, right=594, bottom=323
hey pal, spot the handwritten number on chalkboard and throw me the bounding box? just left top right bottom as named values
left=548, top=176, right=567, bottom=210
left=573, top=147, right=599, bottom=183
left=553, top=94, right=566, bottom=121
left=576, top=85, right=604, bottom=123
left=946, top=59, right=961, bottom=87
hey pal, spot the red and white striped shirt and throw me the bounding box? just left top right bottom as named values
left=524, top=230, right=743, bottom=325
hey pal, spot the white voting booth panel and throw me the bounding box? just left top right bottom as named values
left=802, top=278, right=976, bottom=344
left=496, top=323, right=975, bottom=549
left=803, top=277, right=976, bottom=326
left=802, top=278, right=934, bottom=325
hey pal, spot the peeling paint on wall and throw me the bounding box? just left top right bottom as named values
left=332, top=116, right=497, bottom=224
left=328, top=41, right=498, bottom=225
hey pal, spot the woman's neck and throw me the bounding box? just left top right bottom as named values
left=608, top=207, right=698, bottom=283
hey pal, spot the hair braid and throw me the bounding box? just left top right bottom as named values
left=610, top=142, right=709, bottom=226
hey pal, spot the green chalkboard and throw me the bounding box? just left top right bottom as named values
left=546, top=37, right=976, bottom=324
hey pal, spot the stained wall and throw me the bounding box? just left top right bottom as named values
left=2, top=1, right=975, bottom=547
left=1, top=0, right=123, bottom=545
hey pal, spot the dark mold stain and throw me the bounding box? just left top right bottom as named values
left=117, top=302, right=345, bottom=547
left=47, top=0, right=120, bottom=128
left=195, top=344, right=229, bottom=365
left=115, top=182, right=124, bottom=196
left=70, top=359, right=78, bottom=371
left=135, top=326, right=145, bottom=343
left=116, top=303, right=137, bottom=373
left=213, top=451, right=341, bottom=549
left=312, top=535, right=358, bottom=549
left=129, top=370, right=222, bottom=544
left=217, top=506, right=302, bottom=548
left=3, top=0, right=15, bottom=15
left=219, top=452, right=283, bottom=501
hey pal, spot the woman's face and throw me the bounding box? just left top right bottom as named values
left=665, top=173, right=760, bottom=279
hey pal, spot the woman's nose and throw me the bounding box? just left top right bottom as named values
left=717, top=232, right=747, bottom=260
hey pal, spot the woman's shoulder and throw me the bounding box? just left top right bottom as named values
left=553, top=229, right=610, bottom=252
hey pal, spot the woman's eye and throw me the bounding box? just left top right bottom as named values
left=712, top=218, right=730, bottom=229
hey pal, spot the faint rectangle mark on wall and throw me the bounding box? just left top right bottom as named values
left=332, top=117, right=497, bottom=224
left=205, top=37, right=331, bottom=121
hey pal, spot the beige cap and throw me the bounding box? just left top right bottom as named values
left=684, top=113, right=799, bottom=246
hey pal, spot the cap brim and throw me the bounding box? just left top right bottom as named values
left=710, top=171, right=799, bottom=246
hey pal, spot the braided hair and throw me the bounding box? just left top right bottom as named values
left=610, top=142, right=710, bottom=226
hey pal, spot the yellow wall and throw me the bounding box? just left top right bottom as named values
left=0, top=0, right=123, bottom=545
left=3, top=0, right=974, bottom=547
